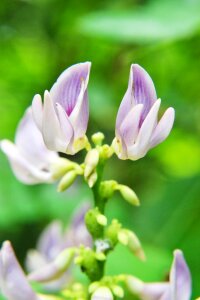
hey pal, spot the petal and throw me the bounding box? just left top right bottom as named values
left=56, top=103, right=74, bottom=146
left=32, top=94, right=43, bottom=131
left=0, top=241, right=38, bottom=300
left=50, top=62, right=91, bottom=116
left=127, top=276, right=169, bottom=300
left=127, top=99, right=161, bottom=160
left=150, top=107, right=175, bottom=148
left=37, top=221, right=63, bottom=260
left=91, top=287, right=113, bottom=300
left=15, top=108, right=58, bottom=169
left=42, top=91, right=68, bottom=153
left=170, top=250, right=191, bottom=300
left=119, top=104, right=144, bottom=146
left=132, top=64, right=157, bottom=123
left=26, top=250, right=47, bottom=273
left=0, top=140, right=52, bottom=184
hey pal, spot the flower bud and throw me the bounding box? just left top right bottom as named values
left=84, top=149, right=99, bottom=178
left=118, top=229, right=145, bottom=261
left=117, top=185, right=140, bottom=206
left=88, top=171, right=98, bottom=188
left=105, top=220, right=122, bottom=247
left=85, top=208, right=107, bottom=239
left=92, top=132, right=105, bottom=146
left=51, top=157, right=78, bottom=179
left=99, top=180, right=118, bottom=199
left=111, top=285, right=124, bottom=298
left=57, top=170, right=78, bottom=192
left=91, top=286, right=113, bottom=300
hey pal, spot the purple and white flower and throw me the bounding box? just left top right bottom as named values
left=0, top=108, right=59, bottom=184
left=32, top=62, right=91, bottom=154
left=26, top=203, right=91, bottom=290
left=113, top=64, right=175, bottom=160
left=127, top=250, right=191, bottom=300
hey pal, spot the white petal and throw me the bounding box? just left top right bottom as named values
left=32, top=94, right=43, bottom=131
left=150, top=107, right=175, bottom=148
left=127, top=99, right=161, bottom=160
left=56, top=103, right=74, bottom=147
left=119, top=104, right=144, bottom=145
left=43, top=91, right=68, bottom=153
left=0, top=140, right=52, bottom=184
left=91, top=287, right=113, bottom=300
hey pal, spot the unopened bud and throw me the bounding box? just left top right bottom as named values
left=84, top=149, right=99, bottom=178
left=117, top=185, right=140, bottom=206
left=105, top=220, right=122, bottom=247
left=57, top=170, right=77, bottom=192
left=88, top=171, right=98, bottom=188
left=51, top=157, right=77, bottom=180
left=92, top=132, right=105, bottom=146
left=100, top=144, right=114, bottom=159
left=91, top=287, right=113, bottom=300
left=38, top=294, right=65, bottom=300
left=85, top=208, right=107, bottom=239
left=89, top=282, right=100, bottom=294
left=118, top=229, right=145, bottom=261
left=111, top=285, right=124, bottom=298
left=100, top=180, right=118, bottom=199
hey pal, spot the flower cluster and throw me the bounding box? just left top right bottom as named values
left=0, top=62, right=197, bottom=300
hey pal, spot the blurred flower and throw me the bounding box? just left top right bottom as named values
left=91, top=286, right=113, bottom=300
left=26, top=202, right=91, bottom=291
left=0, top=241, right=38, bottom=300
left=127, top=250, right=191, bottom=300
left=113, top=64, right=175, bottom=160
left=0, top=108, right=59, bottom=184
left=32, top=62, right=91, bottom=155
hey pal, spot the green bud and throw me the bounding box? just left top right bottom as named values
left=84, top=149, right=99, bottom=178
left=100, top=180, right=118, bottom=199
left=111, top=285, right=124, bottom=298
left=95, top=252, right=106, bottom=261
left=105, top=220, right=122, bottom=247
left=89, top=282, right=100, bottom=294
left=38, top=294, right=64, bottom=300
left=88, top=171, right=98, bottom=188
left=117, top=185, right=140, bottom=206
left=118, top=229, right=145, bottom=261
left=85, top=208, right=107, bottom=239
left=57, top=170, right=78, bottom=192
left=91, top=132, right=105, bottom=146
left=100, top=144, right=114, bottom=159
left=51, top=157, right=78, bottom=180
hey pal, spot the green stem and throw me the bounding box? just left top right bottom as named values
left=92, top=160, right=107, bottom=214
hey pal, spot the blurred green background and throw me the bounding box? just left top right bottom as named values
left=0, top=0, right=200, bottom=298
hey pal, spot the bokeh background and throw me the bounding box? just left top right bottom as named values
left=0, top=0, right=200, bottom=298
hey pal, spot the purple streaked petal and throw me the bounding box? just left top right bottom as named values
left=37, top=221, right=63, bottom=260
left=132, top=64, right=157, bottom=124
left=127, top=99, right=161, bottom=160
left=140, top=283, right=169, bottom=300
left=150, top=107, right=175, bottom=148
left=50, top=62, right=91, bottom=116
left=170, top=250, right=191, bottom=300
left=43, top=91, right=68, bottom=152
left=0, top=241, right=38, bottom=300
left=119, top=104, right=144, bottom=147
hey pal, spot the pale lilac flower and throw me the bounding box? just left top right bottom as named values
left=26, top=203, right=91, bottom=290
left=0, top=241, right=39, bottom=300
left=0, top=108, right=59, bottom=184
left=113, top=64, right=175, bottom=160
left=127, top=250, right=191, bottom=300
left=32, top=62, right=91, bottom=154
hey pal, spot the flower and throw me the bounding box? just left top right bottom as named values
left=112, top=64, right=175, bottom=160
left=0, top=108, right=59, bottom=184
left=0, top=241, right=38, bottom=300
left=32, top=62, right=91, bottom=154
left=91, top=286, right=113, bottom=300
left=26, top=202, right=91, bottom=290
left=127, top=250, right=191, bottom=300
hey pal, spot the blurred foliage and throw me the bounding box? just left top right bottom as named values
left=0, top=0, right=200, bottom=298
